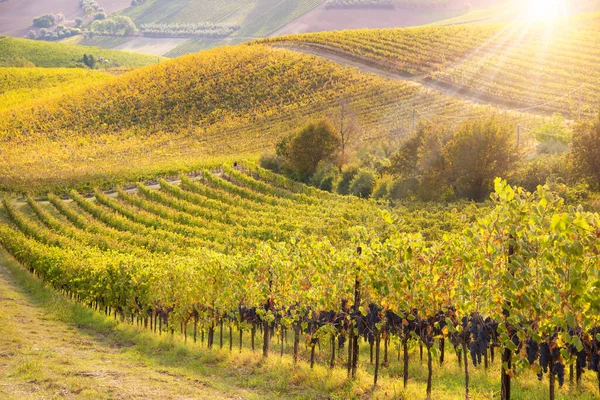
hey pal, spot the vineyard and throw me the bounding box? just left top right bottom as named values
left=265, top=12, right=600, bottom=117
left=0, top=68, right=112, bottom=111
left=0, top=165, right=598, bottom=399
left=0, top=44, right=544, bottom=194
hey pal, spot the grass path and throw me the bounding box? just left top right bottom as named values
left=0, top=253, right=247, bottom=399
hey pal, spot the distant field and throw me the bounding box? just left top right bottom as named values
left=114, top=0, right=325, bottom=56
left=120, top=0, right=257, bottom=25
left=0, top=36, right=164, bottom=68
left=112, top=37, right=189, bottom=56
left=233, top=0, right=325, bottom=37
left=0, top=0, right=130, bottom=37
left=272, top=5, right=462, bottom=36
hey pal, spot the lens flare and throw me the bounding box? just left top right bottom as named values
left=524, top=0, right=569, bottom=21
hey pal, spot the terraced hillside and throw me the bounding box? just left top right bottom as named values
left=0, top=36, right=164, bottom=68
left=0, top=44, right=540, bottom=194
left=266, top=13, right=600, bottom=117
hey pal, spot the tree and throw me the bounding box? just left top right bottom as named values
left=32, top=14, right=55, bottom=28
left=572, top=114, right=600, bottom=188
left=90, top=16, right=137, bottom=36
left=82, top=54, right=96, bottom=69
left=74, top=17, right=83, bottom=27
left=276, top=119, right=340, bottom=178
left=443, top=116, right=520, bottom=201
left=386, top=128, right=424, bottom=178
left=330, top=99, right=359, bottom=171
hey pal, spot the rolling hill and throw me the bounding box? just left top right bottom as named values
left=0, top=68, right=112, bottom=111
left=0, top=36, right=164, bottom=68
left=265, top=13, right=600, bottom=117
left=0, top=43, right=539, bottom=194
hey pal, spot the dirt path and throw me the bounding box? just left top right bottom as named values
left=0, top=259, right=243, bottom=400
left=275, top=44, right=558, bottom=117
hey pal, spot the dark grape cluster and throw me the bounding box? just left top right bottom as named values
left=465, top=315, right=492, bottom=367
left=526, top=338, right=539, bottom=364
left=537, top=337, right=565, bottom=387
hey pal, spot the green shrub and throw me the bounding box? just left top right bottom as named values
left=372, top=175, right=391, bottom=199
left=90, top=16, right=137, bottom=36
left=336, top=167, right=358, bottom=195
left=32, top=14, right=56, bottom=28
left=276, top=119, right=340, bottom=179
left=310, top=162, right=339, bottom=192
left=349, top=169, right=375, bottom=198
left=388, top=178, right=418, bottom=201
left=259, top=153, right=282, bottom=173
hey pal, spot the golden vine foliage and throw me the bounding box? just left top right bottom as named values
left=0, top=45, right=541, bottom=194
left=265, top=13, right=600, bottom=116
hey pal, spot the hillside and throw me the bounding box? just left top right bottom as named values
left=0, top=36, right=163, bottom=68
left=0, top=68, right=112, bottom=111
left=0, top=44, right=540, bottom=194
left=266, top=13, right=600, bottom=118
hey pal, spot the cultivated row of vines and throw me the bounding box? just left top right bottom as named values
left=0, top=165, right=598, bottom=399
left=265, top=13, right=600, bottom=117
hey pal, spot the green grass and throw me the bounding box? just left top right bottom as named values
left=120, top=0, right=258, bottom=25
left=1, top=249, right=598, bottom=399
left=0, top=36, right=164, bottom=68
left=61, top=35, right=132, bottom=49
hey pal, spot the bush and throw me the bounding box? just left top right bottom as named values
left=94, top=12, right=106, bottom=20
left=372, top=175, right=391, bottom=199
left=349, top=169, right=375, bottom=198
left=75, top=17, right=83, bottom=27
left=259, top=153, right=283, bottom=173
left=513, top=154, right=571, bottom=193
left=32, top=14, right=55, bottom=28
left=336, top=167, right=358, bottom=195
left=388, top=177, right=418, bottom=201
left=443, top=116, right=520, bottom=201
left=311, top=162, right=339, bottom=192
left=27, top=30, right=37, bottom=40
left=572, top=114, right=600, bottom=189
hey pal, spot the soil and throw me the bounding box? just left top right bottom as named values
left=271, top=4, right=464, bottom=36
